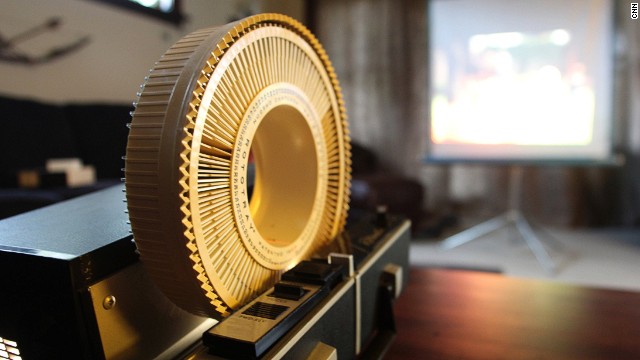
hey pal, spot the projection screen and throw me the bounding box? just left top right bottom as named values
left=427, top=0, right=615, bottom=163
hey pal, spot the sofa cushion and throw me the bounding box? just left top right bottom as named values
left=65, top=103, right=132, bottom=179
left=0, top=96, right=77, bottom=187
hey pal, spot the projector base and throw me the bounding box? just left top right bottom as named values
left=440, top=166, right=557, bottom=274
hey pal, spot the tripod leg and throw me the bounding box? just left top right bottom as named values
left=514, top=215, right=556, bottom=274
left=440, top=213, right=510, bottom=250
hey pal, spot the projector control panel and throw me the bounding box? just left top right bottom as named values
left=203, top=261, right=345, bottom=359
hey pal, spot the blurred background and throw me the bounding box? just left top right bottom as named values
left=0, top=0, right=638, bottom=238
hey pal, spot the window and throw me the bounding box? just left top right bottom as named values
left=92, top=0, right=183, bottom=25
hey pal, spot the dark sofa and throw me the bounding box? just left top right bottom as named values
left=0, top=95, right=132, bottom=219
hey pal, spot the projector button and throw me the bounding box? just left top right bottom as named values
left=273, top=283, right=306, bottom=300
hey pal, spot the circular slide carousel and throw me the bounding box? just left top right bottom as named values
left=125, top=14, right=351, bottom=319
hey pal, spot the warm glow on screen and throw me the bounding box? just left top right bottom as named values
left=428, top=0, right=614, bottom=162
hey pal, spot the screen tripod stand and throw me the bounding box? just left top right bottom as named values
left=440, top=166, right=557, bottom=274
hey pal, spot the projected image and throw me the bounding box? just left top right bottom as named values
left=431, top=29, right=595, bottom=146
left=427, top=0, right=613, bottom=162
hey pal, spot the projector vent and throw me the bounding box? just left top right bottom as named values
left=0, top=337, right=21, bottom=360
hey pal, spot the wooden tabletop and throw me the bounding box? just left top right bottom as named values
left=385, top=268, right=640, bottom=359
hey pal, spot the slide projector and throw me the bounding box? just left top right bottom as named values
left=0, top=14, right=410, bottom=360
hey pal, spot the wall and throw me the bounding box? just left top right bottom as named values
left=0, top=0, right=304, bottom=104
